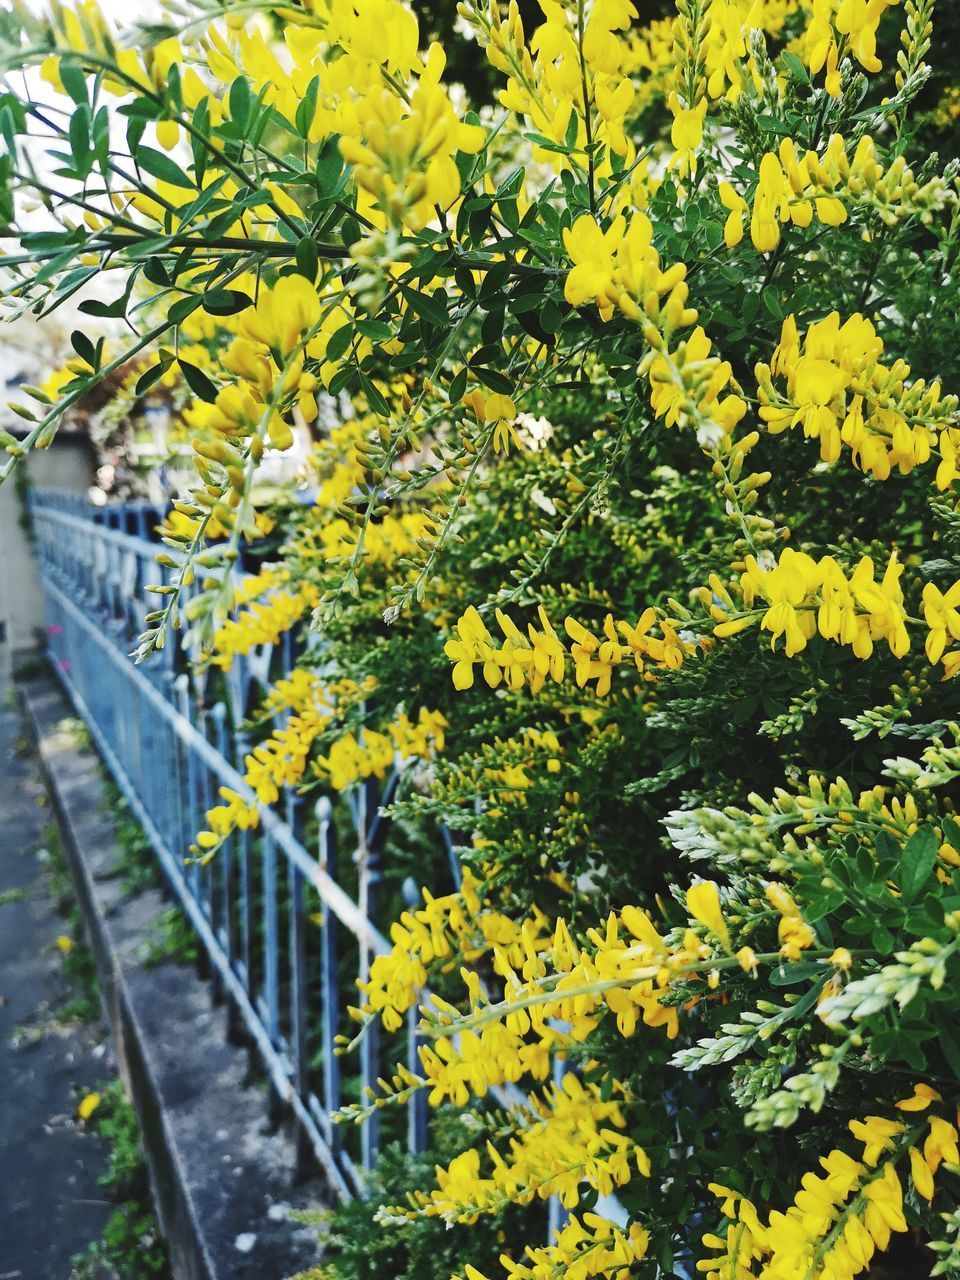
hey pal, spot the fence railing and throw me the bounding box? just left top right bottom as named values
left=30, top=487, right=438, bottom=1198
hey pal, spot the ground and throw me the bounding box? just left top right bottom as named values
left=0, top=706, right=113, bottom=1279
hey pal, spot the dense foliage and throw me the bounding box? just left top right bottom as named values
left=4, top=0, right=960, bottom=1276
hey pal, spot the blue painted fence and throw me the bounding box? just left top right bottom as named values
left=30, top=486, right=435, bottom=1197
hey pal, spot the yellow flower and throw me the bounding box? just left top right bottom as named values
left=686, top=881, right=731, bottom=950
left=895, top=1082, right=941, bottom=1111
left=77, top=1091, right=101, bottom=1121
left=923, top=1116, right=960, bottom=1173
left=669, top=97, right=707, bottom=151
left=562, top=215, right=625, bottom=319
left=444, top=607, right=501, bottom=690
left=718, top=180, right=747, bottom=248
left=55, top=934, right=74, bottom=954
left=849, top=1115, right=903, bottom=1167
left=923, top=581, right=960, bottom=666
left=908, top=1145, right=935, bottom=1201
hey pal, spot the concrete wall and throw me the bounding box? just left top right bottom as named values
left=0, top=440, right=95, bottom=695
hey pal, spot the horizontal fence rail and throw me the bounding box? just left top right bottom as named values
left=30, top=488, right=436, bottom=1198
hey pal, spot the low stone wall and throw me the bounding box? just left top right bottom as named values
left=21, top=674, right=326, bottom=1280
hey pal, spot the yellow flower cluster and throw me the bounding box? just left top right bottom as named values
left=790, top=0, right=899, bottom=97
left=757, top=311, right=960, bottom=483
left=203, top=0, right=475, bottom=235
left=460, top=0, right=640, bottom=177
left=303, top=510, right=439, bottom=570
left=667, top=0, right=805, bottom=177
left=701, top=1102, right=960, bottom=1280
left=739, top=133, right=953, bottom=253
left=563, top=212, right=747, bottom=447
left=444, top=603, right=692, bottom=696
left=720, top=548, right=960, bottom=676
left=193, top=666, right=444, bottom=854
left=414, top=906, right=719, bottom=1108
left=211, top=571, right=320, bottom=669
left=923, top=582, right=960, bottom=677
left=358, top=872, right=554, bottom=1033
left=714, top=547, right=912, bottom=659
left=317, top=708, right=447, bottom=791
left=339, top=43, right=486, bottom=232
left=462, top=1212, right=650, bottom=1280
left=408, top=1074, right=647, bottom=1222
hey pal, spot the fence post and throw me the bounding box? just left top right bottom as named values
left=357, top=774, right=381, bottom=1171
left=317, top=797, right=342, bottom=1165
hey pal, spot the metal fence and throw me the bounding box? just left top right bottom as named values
left=30, top=486, right=439, bottom=1198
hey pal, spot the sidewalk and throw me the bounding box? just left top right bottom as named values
left=0, top=706, right=112, bottom=1278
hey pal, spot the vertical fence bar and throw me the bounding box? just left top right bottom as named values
left=317, top=798, right=342, bottom=1160
left=262, top=831, right=280, bottom=1044
left=289, top=855, right=310, bottom=1177
left=357, top=776, right=381, bottom=1170
left=401, top=875, right=428, bottom=1156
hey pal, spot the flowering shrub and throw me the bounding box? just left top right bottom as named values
left=4, top=0, right=960, bottom=1276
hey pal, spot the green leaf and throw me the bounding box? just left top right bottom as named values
left=447, top=366, right=468, bottom=404
left=296, top=77, right=320, bottom=139
left=178, top=358, right=218, bottom=403
left=769, top=961, right=823, bottom=986
left=191, top=97, right=210, bottom=188
left=59, top=63, right=88, bottom=106
left=358, top=372, right=390, bottom=417
left=79, top=284, right=132, bottom=319
left=316, top=135, right=345, bottom=200
left=781, top=51, right=811, bottom=84
left=401, top=285, right=449, bottom=327
left=68, top=105, right=90, bottom=168
left=229, top=75, right=252, bottom=130
left=201, top=289, right=252, bottom=316
left=70, top=330, right=97, bottom=368
left=134, top=363, right=165, bottom=397
left=900, top=827, right=939, bottom=902
left=136, top=145, right=194, bottom=190
left=325, top=322, right=355, bottom=364
left=295, top=236, right=319, bottom=282
left=470, top=364, right=513, bottom=395
left=355, top=318, right=394, bottom=342
left=168, top=296, right=202, bottom=325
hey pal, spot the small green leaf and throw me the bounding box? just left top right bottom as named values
left=900, top=827, right=939, bottom=902
left=296, top=77, right=320, bottom=139
left=59, top=63, right=88, bottom=106
left=191, top=97, right=210, bottom=187
left=168, top=296, right=201, bottom=325
left=316, top=135, right=345, bottom=199
left=325, top=322, right=355, bottom=364
left=295, top=236, right=319, bottom=282
left=781, top=51, right=811, bottom=84
left=447, top=366, right=468, bottom=403
left=229, top=76, right=252, bottom=130
left=178, top=358, right=218, bottom=403
left=135, top=363, right=165, bottom=397
left=136, top=145, right=194, bottom=190
left=358, top=372, right=390, bottom=417
left=70, top=330, right=97, bottom=368
left=354, top=318, right=393, bottom=342
left=470, top=364, right=513, bottom=395
left=68, top=106, right=90, bottom=168
left=201, top=289, right=252, bottom=316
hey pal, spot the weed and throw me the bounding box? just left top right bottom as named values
left=71, top=1080, right=169, bottom=1280
left=140, top=905, right=198, bottom=968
